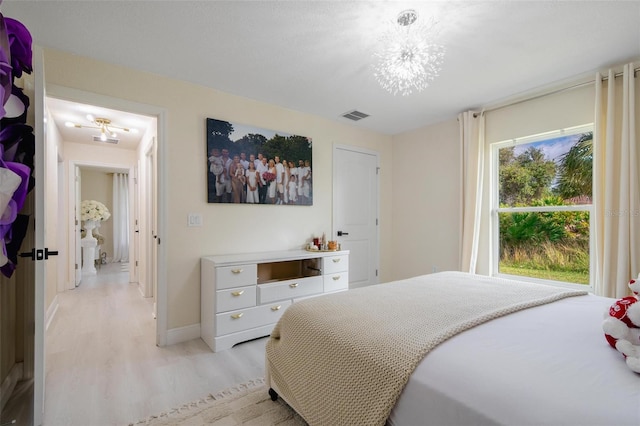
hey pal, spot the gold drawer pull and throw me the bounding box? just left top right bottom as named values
left=271, top=305, right=282, bottom=311
left=332, top=276, right=340, bottom=281
left=332, top=258, right=341, bottom=263
left=231, top=290, right=244, bottom=297
left=289, top=283, right=299, bottom=288
left=231, top=313, right=243, bottom=319
left=231, top=268, right=243, bottom=274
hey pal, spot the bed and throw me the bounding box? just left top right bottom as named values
left=265, top=271, right=640, bottom=426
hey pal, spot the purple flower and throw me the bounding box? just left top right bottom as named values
left=0, top=143, right=31, bottom=278
left=1, top=84, right=30, bottom=124
left=0, top=62, right=10, bottom=119
left=0, top=213, right=29, bottom=278
left=0, top=143, right=29, bottom=218
left=0, top=123, right=35, bottom=193
left=4, top=17, right=32, bottom=78
left=0, top=123, right=33, bottom=163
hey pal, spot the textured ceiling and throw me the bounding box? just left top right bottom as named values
left=3, top=0, right=640, bottom=136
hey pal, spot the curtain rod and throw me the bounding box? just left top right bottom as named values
left=473, top=66, right=639, bottom=118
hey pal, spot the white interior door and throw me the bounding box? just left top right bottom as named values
left=74, top=166, right=81, bottom=287
left=333, top=145, right=379, bottom=289
left=57, top=158, right=66, bottom=293
left=33, top=44, right=47, bottom=426
left=145, top=138, right=158, bottom=315
left=133, top=165, right=140, bottom=283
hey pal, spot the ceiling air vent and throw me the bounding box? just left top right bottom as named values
left=341, top=110, right=370, bottom=121
left=92, top=136, right=119, bottom=144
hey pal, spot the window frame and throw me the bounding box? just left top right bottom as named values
left=490, top=124, right=594, bottom=291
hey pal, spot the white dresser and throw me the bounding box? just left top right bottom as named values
left=201, top=249, right=349, bottom=352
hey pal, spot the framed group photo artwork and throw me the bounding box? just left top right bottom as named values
left=206, top=117, right=313, bottom=205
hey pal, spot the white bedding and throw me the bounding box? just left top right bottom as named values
left=388, top=293, right=640, bottom=426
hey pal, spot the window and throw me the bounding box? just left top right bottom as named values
left=491, top=124, right=593, bottom=288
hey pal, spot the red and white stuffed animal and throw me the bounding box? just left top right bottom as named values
left=602, top=276, right=640, bottom=373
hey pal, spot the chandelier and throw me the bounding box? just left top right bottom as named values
left=373, top=9, right=445, bottom=96
left=65, top=114, right=137, bottom=141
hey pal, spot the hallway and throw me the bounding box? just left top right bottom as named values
left=44, top=264, right=266, bottom=425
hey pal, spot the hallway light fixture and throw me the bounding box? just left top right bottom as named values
left=373, top=9, right=445, bottom=96
left=65, top=114, right=138, bottom=142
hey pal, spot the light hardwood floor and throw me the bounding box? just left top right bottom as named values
left=43, top=263, right=266, bottom=426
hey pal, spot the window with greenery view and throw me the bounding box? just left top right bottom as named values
left=492, top=125, right=592, bottom=286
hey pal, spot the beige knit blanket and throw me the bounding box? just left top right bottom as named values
left=265, top=271, right=587, bottom=426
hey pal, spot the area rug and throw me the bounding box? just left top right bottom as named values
left=130, top=377, right=307, bottom=425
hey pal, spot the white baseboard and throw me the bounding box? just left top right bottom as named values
left=0, top=362, right=23, bottom=411
left=45, top=295, right=59, bottom=331
left=165, top=323, right=201, bottom=346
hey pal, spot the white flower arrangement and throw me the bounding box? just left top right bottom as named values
left=81, top=200, right=111, bottom=222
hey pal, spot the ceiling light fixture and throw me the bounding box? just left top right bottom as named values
left=373, top=9, right=445, bottom=96
left=65, top=114, right=137, bottom=142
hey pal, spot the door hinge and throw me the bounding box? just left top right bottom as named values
left=135, top=260, right=138, bottom=267
left=376, top=269, right=378, bottom=277
left=75, top=263, right=78, bottom=270
left=376, top=218, right=378, bottom=226
left=376, top=167, right=380, bottom=175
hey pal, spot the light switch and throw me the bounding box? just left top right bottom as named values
left=188, top=213, right=202, bottom=227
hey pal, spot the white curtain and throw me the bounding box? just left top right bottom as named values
left=112, top=173, right=129, bottom=262
left=459, top=111, right=485, bottom=273
left=593, top=63, right=639, bottom=297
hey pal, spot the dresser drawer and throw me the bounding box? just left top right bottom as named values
left=215, top=264, right=257, bottom=290
left=323, top=254, right=348, bottom=274
left=216, top=301, right=291, bottom=336
left=258, top=276, right=323, bottom=304
left=216, top=286, right=257, bottom=313
left=324, top=271, right=349, bottom=293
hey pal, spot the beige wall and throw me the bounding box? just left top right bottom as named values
left=43, top=49, right=393, bottom=331
left=485, top=85, right=596, bottom=144
left=391, top=118, right=460, bottom=280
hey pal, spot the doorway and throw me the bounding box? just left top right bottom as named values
left=45, top=91, right=161, bottom=309
left=46, top=95, right=156, bottom=291
left=73, top=164, right=134, bottom=285
left=39, top=87, right=166, bottom=424
left=332, top=144, right=380, bottom=289
left=47, top=84, right=167, bottom=340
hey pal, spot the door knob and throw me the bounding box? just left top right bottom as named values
left=337, top=231, right=349, bottom=236
left=19, top=248, right=59, bottom=260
